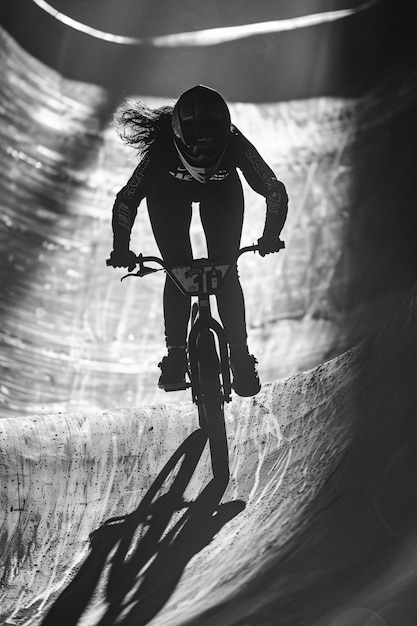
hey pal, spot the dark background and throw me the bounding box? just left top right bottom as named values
left=1, top=0, right=416, bottom=103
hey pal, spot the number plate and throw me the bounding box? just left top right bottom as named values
left=171, top=264, right=230, bottom=295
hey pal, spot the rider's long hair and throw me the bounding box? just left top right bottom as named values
left=113, top=99, right=174, bottom=157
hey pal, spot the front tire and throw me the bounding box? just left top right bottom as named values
left=197, top=330, right=229, bottom=483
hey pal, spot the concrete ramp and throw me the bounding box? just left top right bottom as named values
left=1, top=286, right=417, bottom=625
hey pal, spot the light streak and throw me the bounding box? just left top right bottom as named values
left=31, top=0, right=381, bottom=46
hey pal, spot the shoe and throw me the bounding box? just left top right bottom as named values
left=158, top=348, right=189, bottom=391
left=230, top=349, right=261, bottom=397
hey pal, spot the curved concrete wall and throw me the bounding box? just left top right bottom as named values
left=1, top=285, right=417, bottom=624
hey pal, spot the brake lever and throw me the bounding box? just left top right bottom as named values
left=121, top=266, right=158, bottom=281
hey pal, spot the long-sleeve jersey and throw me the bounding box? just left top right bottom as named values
left=112, top=125, right=288, bottom=251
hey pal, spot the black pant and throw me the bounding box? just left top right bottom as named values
left=146, top=170, right=248, bottom=348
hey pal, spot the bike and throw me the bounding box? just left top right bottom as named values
left=107, top=242, right=285, bottom=482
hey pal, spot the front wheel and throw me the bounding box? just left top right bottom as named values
left=197, top=330, right=229, bottom=483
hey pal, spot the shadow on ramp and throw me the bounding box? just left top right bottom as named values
left=41, top=428, right=245, bottom=626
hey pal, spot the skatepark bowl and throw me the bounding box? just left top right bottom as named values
left=1, top=283, right=417, bottom=625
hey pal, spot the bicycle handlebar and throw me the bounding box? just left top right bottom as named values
left=107, top=240, right=285, bottom=291
left=106, top=240, right=285, bottom=272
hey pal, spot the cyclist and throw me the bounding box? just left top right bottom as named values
left=109, top=85, right=288, bottom=397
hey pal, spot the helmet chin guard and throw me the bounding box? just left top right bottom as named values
left=174, top=140, right=226, bottom=183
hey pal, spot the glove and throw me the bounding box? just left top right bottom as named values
left=108, top=249, right=137, bottom=271
left=257, top=236, right=283, bottom=257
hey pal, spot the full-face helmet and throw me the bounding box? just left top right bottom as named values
left=172, top=85, right=231, bottom=183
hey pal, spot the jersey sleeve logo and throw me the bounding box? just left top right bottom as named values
left=244, top=148, right=278, bottom=191
left=123, top=154, right=150, bottom=199
left=117, top=202, right=131, bottom=229
left=267, top=189, right=282, bottom=214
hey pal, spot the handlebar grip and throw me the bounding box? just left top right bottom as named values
left=239, top=240, right=285, bottom=258
left=106, top=258, right=136, bottom=270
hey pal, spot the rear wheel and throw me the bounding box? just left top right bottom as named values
left=197, top=330, right=229, bottom=482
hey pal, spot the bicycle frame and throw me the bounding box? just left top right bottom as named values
left=154, top=255, right=238, bottom=405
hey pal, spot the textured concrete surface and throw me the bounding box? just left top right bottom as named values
left=1, top=284, right=417, bottom=625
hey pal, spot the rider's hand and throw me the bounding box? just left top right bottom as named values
left=108, top=249, right=137, bottom=271
left=257, top=236, right=283, bottom=257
